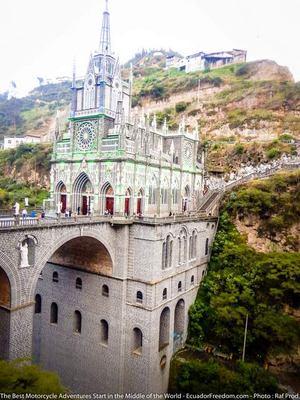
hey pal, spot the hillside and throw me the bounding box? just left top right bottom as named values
left=129, top=57, right=299, bottom=172
left=0, top=81, right=71, bottom=141
left=0, top=52, right=299, bottom=174
left=170, top=170, right=300, bottom=394
left=0, top=143, right=51, bottom=208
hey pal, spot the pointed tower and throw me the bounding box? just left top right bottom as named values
left=99, top=0, right=111, bottom=54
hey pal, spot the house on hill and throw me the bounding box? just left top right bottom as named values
left=166, top=49, right=247, bottom=73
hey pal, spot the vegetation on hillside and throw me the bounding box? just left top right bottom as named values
left=170, top=358, right=279, bottom=395
left=206, top=139, right=297, bottom=172
left=0, top=359, right=66, bottom=394
left=0, top=81, right=71, bottom=138
left=226, top=170, right=300, bottom=246
left=171, top=171, right=300, bottom=394
left=0, top=143, right=52, bottom=208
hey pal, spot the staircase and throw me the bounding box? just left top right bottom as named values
left=197, top=190, right=223, bottom=216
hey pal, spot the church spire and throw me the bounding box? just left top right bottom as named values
left=99, top=0, right=111, bottom=54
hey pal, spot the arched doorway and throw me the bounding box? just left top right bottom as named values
left=101, top=183, right=114, bottom=215
left=173, top=299, right=185, bottom=352
left=55, top=181, right=67, bottom=213
left=136, top=188, right=144, bottom=215
left=0, top=267, right=11, bottom=359
left=73, top=173, right=94, bottom=215
left=124, top=188, right=132, bottom=216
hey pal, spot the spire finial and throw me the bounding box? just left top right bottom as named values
left=99, top=0, right=111, bottom=54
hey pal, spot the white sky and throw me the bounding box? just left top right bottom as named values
left=0, top=0, right=299, bottom=96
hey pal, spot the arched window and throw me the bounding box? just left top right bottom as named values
left=172, top=179, right=180, bottom=205
left=35, top=294, right=42, bottom=314
left=178, top=229, right=187, bottom=264
left=159, top=307, right=170, bottom=350
left=100, top=320, right=109, bottom=345
left=52, top=271, right=58, bottom=283
left=148, top=176, right=157, bottom=205
left=191, top=275, right=195, bottom=285
left=50, top=302, right=58, bottom=324
left=102, top=284, right=109, bottom=297
left=174, top=299, right=185, bottom=351
left=162, top=235, right=173, bottom=270
left=136, top=291, right=143, bottom=304
left=192, top=232, right=197, bottom=259
left=189, top=236, right=193, bottom=260
left=73, top=310, right=82, bottom=334
left=133, top=328, right=143, bottom=354
left=76, top=277, right=82, bottom=290
left=205, top=238, right=209, bottom=256
left=178, top=281, right=182, bottom=292
left=162, top=288, right=167, bottom=301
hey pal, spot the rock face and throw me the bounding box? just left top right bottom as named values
left=245, top=60, right=294, bottom=82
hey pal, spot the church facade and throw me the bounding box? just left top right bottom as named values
left=49, top=0, right=203, bottom=218
left=32, top=0, right=218, bottom=394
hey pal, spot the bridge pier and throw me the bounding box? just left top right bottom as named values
left=8, top=303, right=34, bottom=360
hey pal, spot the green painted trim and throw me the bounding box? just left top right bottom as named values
left=69, top=114, right=105, bottom=121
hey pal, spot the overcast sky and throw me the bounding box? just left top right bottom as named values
left=0, top=0, right=299, bottom=96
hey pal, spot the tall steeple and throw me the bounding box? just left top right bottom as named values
left=99, top=0, right=111, bottom=54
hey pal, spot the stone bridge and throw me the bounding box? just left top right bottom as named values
left=0, top=213, right=215, bottom=362
left=0, top=216, right=138, bottom=359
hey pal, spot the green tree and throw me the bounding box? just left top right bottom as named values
left=0, top=360, right=66, bottom=394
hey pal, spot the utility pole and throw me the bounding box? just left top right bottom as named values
left=242, top=313, right=249, bottom=362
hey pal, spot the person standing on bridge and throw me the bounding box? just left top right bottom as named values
left=22, top=208, right=27, bottom=220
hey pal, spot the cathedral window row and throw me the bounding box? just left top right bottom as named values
left=162, top=230, right=200, bottom=270
left=51, top=272, right=109, bottom=297
left=35, top=294, right=144, bottom=354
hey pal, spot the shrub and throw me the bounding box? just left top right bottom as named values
left=266, top=148, right=280, bottom=160
left=175, top=101, right=189, bottom=113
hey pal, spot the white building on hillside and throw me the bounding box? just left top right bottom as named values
left=166, top=49, right=247, bottom=73
left=3, top=135, right=41, bottom=150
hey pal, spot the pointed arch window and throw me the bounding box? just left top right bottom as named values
left=162, top=235, right=173, bottom=270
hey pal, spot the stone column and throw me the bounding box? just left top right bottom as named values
left=8, top=303, right=34, bottom=360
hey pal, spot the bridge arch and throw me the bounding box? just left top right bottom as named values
left=29, top=229, right=115, bottom=300
left=0, top=250, right=20, bottom=308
